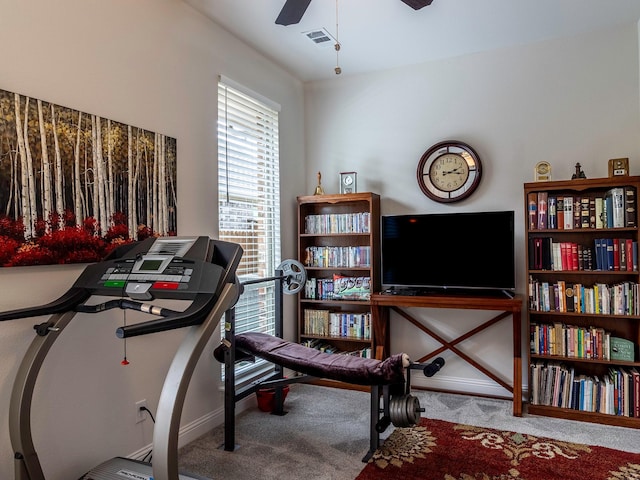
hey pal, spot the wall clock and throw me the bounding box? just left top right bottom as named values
left=416, top=140, right=482, bottom=203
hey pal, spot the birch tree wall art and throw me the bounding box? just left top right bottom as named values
left=0, top=88, right=177, bottom=267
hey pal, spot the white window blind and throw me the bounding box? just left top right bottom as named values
left=218, top=77, right=281, bottom=380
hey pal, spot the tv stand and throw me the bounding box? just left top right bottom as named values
left=371, top=291, right=523, bottom=416
left=382, top=286, right=516, bottom=299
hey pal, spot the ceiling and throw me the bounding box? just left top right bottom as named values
left=183, top=0, right=640, bottom=82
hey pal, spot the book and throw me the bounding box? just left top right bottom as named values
left=609, top=188, right=625, bottom=228
left=573, top=197, right=581, bottom=229
left=528, top=192, right=538, bottom=230
left=595, top=196, right=604, bottom=229
left=580, top=196, right=590, bottom=228
left=538, top=192, right=548, bottom=229
left=625, top=187, right=637, bottom=227
left=563, top=196, right=574, bottom=229
left=610, top=337, right=635, bottom=362
left=557, top=198, right=564, bottom=230
left=548, top=196, right=557, bottom=229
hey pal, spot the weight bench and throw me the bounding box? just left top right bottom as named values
left=215, top=330, right=444, bottom=461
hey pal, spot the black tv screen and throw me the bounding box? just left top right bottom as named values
left=381, top=210, right=515, bottom=293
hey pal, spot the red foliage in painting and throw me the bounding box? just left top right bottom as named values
left=37, top=227, right=107, bottom=263
left=34, top=218, right=48, bottom=237
left=0, top=236, right=21, bottom=265
left=63, top=210, right=77, bottom=227
left=0, top=215, right=25, bottom=241
left=83, top=217, right=99, bottom=235
left=137, top=224, right=154, bottom=241
left=6, top=243, right=56, bottom=267
left=0, top=212, right=173, bottom=267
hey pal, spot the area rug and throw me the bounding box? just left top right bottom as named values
left=356, top=418, right=640, bottom=480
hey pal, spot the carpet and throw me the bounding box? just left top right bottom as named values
left=357, top=418, right=640, bottom=480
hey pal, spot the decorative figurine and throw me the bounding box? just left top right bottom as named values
left=314, top=171, right=325, bottom=195
left=571, top=163, right=586, bottom=180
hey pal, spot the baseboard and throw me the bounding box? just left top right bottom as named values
left=129, top=395, right=255, bottom=461
left=410, top=374, right=514, bottom=399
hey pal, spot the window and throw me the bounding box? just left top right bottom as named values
left=217, top=76, right=281, bottom=381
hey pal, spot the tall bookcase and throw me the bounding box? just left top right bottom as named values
left=524, top=175, right=640, bottom=428
left=297, top=193, right=384, bottom=384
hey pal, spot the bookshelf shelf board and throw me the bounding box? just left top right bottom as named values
left=300, top=299, right=373, bottom=305
left=300, top=232, right=371, bottom=238
left=300, top=334, right=372, bottom=343
left=529, top=311, right=640, bottom=320
left=529, top=227, right=637, bottom=234
left=528, top=269, right=637, bottom=275
left=304, top=266, right=372, bottom=272
left=526, top=404, right=640, bottom=428
left=530, top=353, right=640, bottom=367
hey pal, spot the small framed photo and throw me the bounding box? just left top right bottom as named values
left=608, top=158, right=629, bottom=177
left=339, top=171, right=357, bottom=194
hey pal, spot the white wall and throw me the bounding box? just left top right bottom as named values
left=0, top=1, right=305, bottom=479
left=304, top=24, right=640, bottom=395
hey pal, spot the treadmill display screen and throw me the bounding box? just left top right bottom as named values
left=139, top=259, right=164, bottom=271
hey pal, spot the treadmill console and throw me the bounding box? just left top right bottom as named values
left=74, top=236, right=225, bottom=301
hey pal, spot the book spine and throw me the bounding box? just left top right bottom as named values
left=625, top=186, right=637, bottom=228
left=528, top=192, right=538, bottom=230
left=538, top=192, right=548, bottom=229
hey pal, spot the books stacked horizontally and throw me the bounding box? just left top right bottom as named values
left=530, top=361, right=640, bottom=417
left=528, top=278, right=639, bottom=315
left=303, top=308, right=371, bottom=340
left=528, top=187, right=636, bottom=231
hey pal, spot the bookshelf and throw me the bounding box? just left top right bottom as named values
left=524, top=175, right=640, bottom=428
left=297, top=192, right=383, bottom=389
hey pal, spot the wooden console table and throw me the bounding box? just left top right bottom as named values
left=371, top=291, right=524, bottom=416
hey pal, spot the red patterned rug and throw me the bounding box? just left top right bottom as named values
left=356, top=418, right=640, bottom=480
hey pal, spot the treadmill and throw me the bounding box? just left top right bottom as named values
left=0, top=236, right=243, bottom=480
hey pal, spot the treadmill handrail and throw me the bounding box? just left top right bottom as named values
left=0, top=287, right=90, bottom=322
left=115, top=292, right=222, bottom=338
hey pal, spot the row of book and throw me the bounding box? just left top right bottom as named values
left=527, top=187, right=636, bottom=230
left=303, top=246, right=371, bottom=268
left=529, top=237, right=638, bottom=272
left=303, top=308, right=371, bottom=340
left=528, top=278, right=640, bottom=315
left=304, top=212, right=371, bottom=234
left=304, top=275, right=371, bottom=301
left=530, top=322, right=612, bottom=360
left=530, top=361, right=640, bottom=417
left=300, top=338, right=372, bottom=358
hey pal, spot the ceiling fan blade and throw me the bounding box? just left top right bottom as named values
left=276, top=0, right=312, bottom=26
left=401, top=0, right=434, bottom=9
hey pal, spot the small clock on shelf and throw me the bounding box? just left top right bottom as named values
left=608, top=158, right=629, bottom=177
left=416, top=140, right=482, bottom=203
left=534, top=161, right=551, bottom=182
left=339, top=171, right=357, bottom=194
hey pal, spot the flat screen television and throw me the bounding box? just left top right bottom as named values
left=381, top=210, right=516, bottom=294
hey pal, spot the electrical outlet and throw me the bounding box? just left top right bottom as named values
left=135, top=399, right=148, bottom=423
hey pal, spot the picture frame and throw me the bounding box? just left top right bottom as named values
left=339, top=171, right=357, bottom=194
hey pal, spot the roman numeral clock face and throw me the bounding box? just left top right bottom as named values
left=416, top=141, right=482, bottom=203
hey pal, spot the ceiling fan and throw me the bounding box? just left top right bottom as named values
left=275, top=0, right=434, bottom=26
